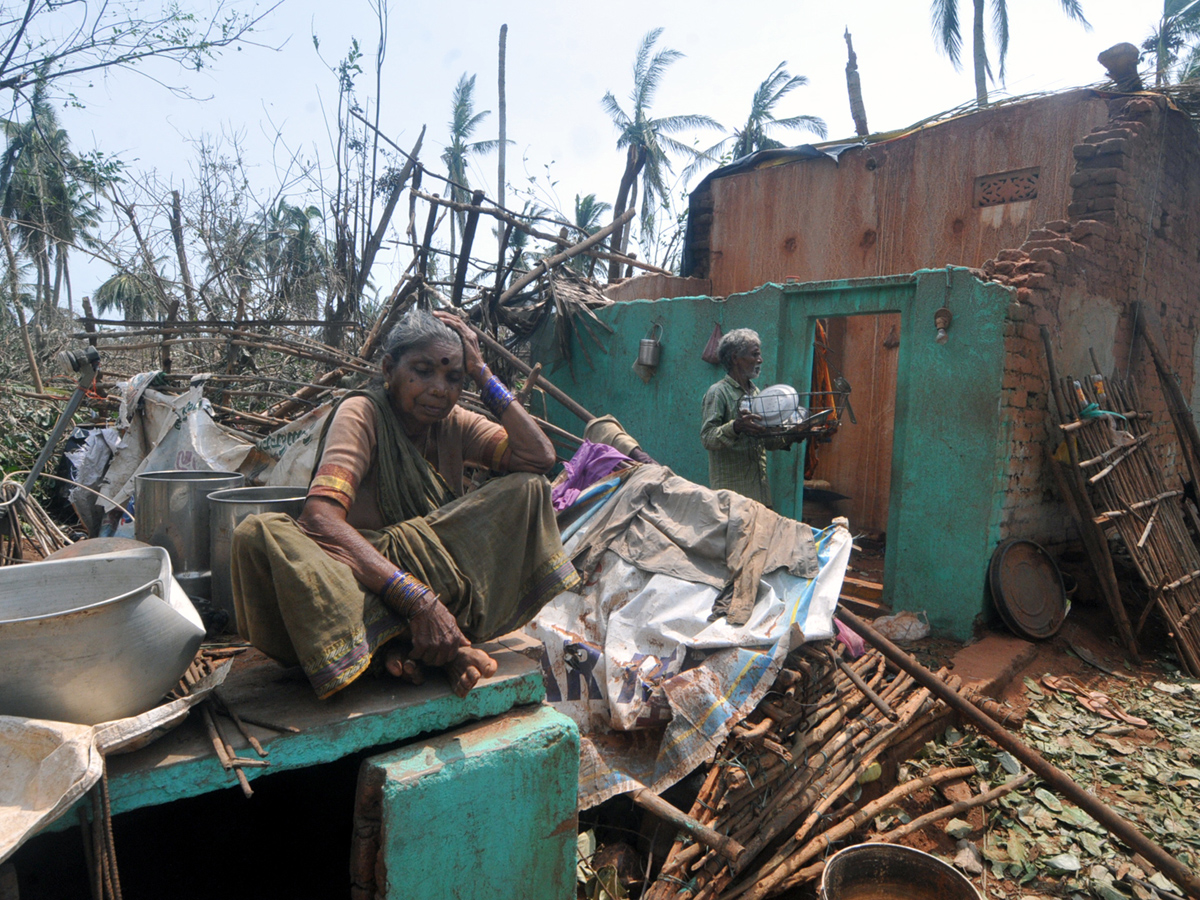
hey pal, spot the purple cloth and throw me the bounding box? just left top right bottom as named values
left=834, top=617, right=866, bottom=658
left=552, top=441, right=632, bottom=510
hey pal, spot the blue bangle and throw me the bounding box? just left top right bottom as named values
left=382, top=570, right=433, bottom=618
left=479, top=367, right=515, bottom=417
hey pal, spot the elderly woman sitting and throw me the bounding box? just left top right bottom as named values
left=231, top=309, right=580, bottom=699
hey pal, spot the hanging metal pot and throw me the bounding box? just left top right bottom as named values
left=638, top=322, right=664, bottom=368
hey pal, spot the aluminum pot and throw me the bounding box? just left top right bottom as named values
left=208, top=486, right=308, bottom=626
left=135, top=470, right=244, bottom=599
left=637, top=322, right=664, bottom=368
left=820, top=843, right=981, bottom=900
left=0, top=547, right=204, bottom=724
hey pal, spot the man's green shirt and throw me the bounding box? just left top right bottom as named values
left=700, top=375, right=791, bottom=508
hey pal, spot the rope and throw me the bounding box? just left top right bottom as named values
left=1077, top=402, right=1127, bottom=423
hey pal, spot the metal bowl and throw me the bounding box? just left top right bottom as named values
left=0, top=547, right=204, bottom=725
left=821, top=843, right=981, bottom=900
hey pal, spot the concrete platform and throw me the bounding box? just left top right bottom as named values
left=64, top=632, right=547, bottom=823
left=351, top=704, right=579, bottom=900
left=950, top=631, right=1039, bottom=696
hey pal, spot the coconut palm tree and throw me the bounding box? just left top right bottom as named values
left=441, top=73, right=500, bottom=262
left=261, top=199, right=331, bottom=316
left=93, top=267, right=164, bottom=321
left=0, top=82, right=105, bottom=315
left=602, top=28, right=721, bottom=280
left=1143, top=1, right=1200, bottom=85
left=570, top=193, right=611, bottom=275
left=688, top=63, right=827, bottom=183
left=931, top=0, right=1090, bottom=106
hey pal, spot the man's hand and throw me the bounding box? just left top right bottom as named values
left=408, top=596, right=470, bottom=667
left=733, top=410, right=766, bottom=436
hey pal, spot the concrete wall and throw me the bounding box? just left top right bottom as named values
left=689, top=91, right=1112, bottom=296
left=535, top=269, right=1014, bottom=639
left=351, top=705, right=579, bottom=900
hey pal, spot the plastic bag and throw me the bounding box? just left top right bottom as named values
left=701, top=323, right=723, bottom=365
left=872, top=610, right=930, bottom=642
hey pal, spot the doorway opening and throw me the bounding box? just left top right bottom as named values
left=804, top=313, right=900, bottom=595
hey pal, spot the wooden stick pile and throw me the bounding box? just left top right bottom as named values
left=1055, top=372, right=1200, bottom=675
left=642, top=641, right=1020, bottom=900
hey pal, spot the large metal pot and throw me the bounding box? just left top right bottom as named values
left=135, top=470, right=244, bottom=599
left=208, top=486, right=308, bottom=625
left=0, top=547, right=204, bottom=724
left=821, top=843, right=981, bottom=900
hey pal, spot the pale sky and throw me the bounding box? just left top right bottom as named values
left=51, top=0, right=1162, bottom=295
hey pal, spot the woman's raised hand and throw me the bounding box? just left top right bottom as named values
left=433, top=310, right=487, bottom=381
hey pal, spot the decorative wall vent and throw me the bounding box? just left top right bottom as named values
left=974, top=167, right=1040, bottom=207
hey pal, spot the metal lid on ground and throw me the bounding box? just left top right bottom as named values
left=988, top=538, right=1068, bottom=640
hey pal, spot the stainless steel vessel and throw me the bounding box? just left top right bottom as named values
left=208, top=486, right=307, bottom=626
left=0, top=547, right=205, bottom=724
left=135, top=470, right=244, bottom=599
left=820, top=843, right=981, bottom=900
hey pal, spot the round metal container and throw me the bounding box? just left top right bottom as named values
left=821, top=844, right=981, bottom=900
left=0, top=547, right=204, bottom=724
left=637, top=338, right=662, bottom=367
left=988, top=538, right=1067, bottom=640
left=208, top=486, right=307, bottom=625
left=135, top=470, right=245, bottom=599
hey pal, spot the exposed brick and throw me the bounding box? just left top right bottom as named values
left=1067, top=200, right=1092, bottom=218
left=1028, top=247, right=1068, bottom=267
left=1093, top=138, right=1130, bottom=156
left=997, top=248, right=1027, bottom=262
left=992, top=260, right=1017, bottom=275
left=1043, top=220, right=1071, bottom=234
left=1072, top=143, right=1098, bottom=160
left=1070, top=220, right=1109, bottom=240
left=1015, top=260, right=1054, bottom=276
left=1083, top=129, right=1134, bottom=144
left=1021, top=237, right=1076, bottom=254
left=1073, top=183, right=1124, bottom=202
left=1006, top=303, right=1029, bottom=322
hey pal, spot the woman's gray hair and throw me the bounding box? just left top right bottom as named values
left=381, top=309, right=462, bottom=362
left=717, top=328, right=761, bottom=372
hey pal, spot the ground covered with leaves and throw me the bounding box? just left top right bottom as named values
left=893, top=643, right=1200, bottom=900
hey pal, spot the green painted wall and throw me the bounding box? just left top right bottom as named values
left=365, top=704, right=579, bottom=900
left=535, top=269, right=1013, bottom=639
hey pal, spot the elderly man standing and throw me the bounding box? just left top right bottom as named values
left=700, top=328, right=798, bottom=507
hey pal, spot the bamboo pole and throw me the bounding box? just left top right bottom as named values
left=1039, top=326, right=1139, bottom=659
left=470, top=325, right=595, bottom=423
left=497, top=209, right=634, bottom=304
left=837, top=608, right=1200, bottom=900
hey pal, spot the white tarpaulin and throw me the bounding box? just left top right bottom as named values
left=525, top=518, right=850, bottom=808
left=100, top=382, right=254, bottom=510
left=0, top=662, right=228, bottom=863
left=261, top=402, right=333, bottom=487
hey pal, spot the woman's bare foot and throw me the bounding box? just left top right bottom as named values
left=383, top=646, right=426, bottom=684
left=447, top=646, right=499, bottom=697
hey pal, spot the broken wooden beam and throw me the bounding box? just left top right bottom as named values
left=470, top=325, right=595, bottom=424
left=632, top=788, right=746, bottom=864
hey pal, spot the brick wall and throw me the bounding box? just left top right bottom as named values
left=981, top=94, right=1200, bottom=549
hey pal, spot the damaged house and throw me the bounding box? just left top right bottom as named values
left=540, top=87, right=1200, bottom=646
